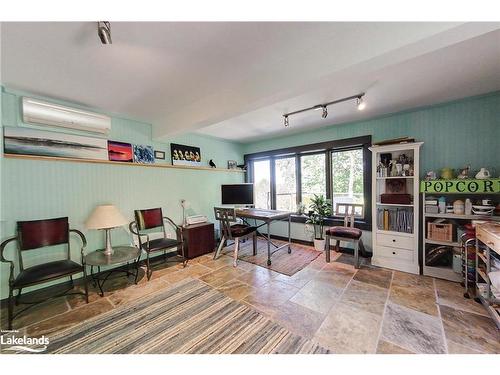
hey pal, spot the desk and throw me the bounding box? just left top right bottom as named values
left=236, top=208, right=292, bottom=265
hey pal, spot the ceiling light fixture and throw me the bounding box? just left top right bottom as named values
left=97, top=21, right=112, bottom=44
left=357, top=96, right=366, bottom=111
left=283, top=93, right=365, bottom=128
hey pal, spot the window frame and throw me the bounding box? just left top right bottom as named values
left=245, top=135, right=372, bottom=230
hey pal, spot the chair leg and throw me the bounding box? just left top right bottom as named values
left=146, top=252, right=152, bottom=280
left=325, top=234, right=330, bottom=262
left=335, top=240, right=340, bottom=252
left=83, top=267, right=89, bottom=304
left=181, top=242, right=187, bottom=267
left=15, top=288, right=22, bottom=306
left=8, top=286, right=14, bottom=330
left=213, top=235, right=225, bottom=260
left=233, top=237, right=240, bottom=267
left=252, top=232, right=257, bottom=256
left=354, top=240, right=360, bottom=269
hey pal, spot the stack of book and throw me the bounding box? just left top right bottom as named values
left=377, top=207, right=413, bottom=233
left=425, top=196, right=439, bottom=214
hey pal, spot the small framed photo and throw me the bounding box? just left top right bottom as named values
left=154, top=150, right=166, bottom=160
left=227, top=160, right=237, bottom=169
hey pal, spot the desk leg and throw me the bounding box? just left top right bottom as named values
left=288, top=214, right=292, bottom=254
left=267, top=221, right=271, bottom=266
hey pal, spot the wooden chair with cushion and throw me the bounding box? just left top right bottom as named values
left=213, top=207, right=257, bottom=267
left=325, top=203, right=365, bottom=268
left=129, top=208, right=186, bottom=280
left=0, top=217, right=88, bottom=329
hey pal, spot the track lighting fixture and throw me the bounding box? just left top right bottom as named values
left=357, top=96, right=366, bottom=111
left=283, top=93, right=365, bottom=128
left=321, top=106, right=328, bottom=119
left=98, top=21, right=112, bottom=44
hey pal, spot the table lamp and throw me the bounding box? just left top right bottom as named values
left=85, top=204, right=128, bottom=256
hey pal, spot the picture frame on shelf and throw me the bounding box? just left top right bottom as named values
left=133, top=144, right=155, bottom=164
left=108, top=141, right=133, bottom=162
left=154, top=150, right=165, bottom=160
left=227, top=160, right=237, bottom=169
left=171, top=143, right=201, bottom=166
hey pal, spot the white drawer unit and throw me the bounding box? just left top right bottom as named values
left=377, top=233, right=414, bottom=250
left=369, top=142, right=422, bottom=275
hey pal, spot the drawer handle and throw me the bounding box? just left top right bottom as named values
left=392, top=239, right=396, bottom=242
left=392, top=251, right=396, bottom=255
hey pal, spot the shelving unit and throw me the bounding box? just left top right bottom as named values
left=475, top=222, right=500, bottom=329
left=421, top=178, right=500, bottom=282
left=3, top=153, right=246, bottom=173
left=369, top=142, right=422, bottom=275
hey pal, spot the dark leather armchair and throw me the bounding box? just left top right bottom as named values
left=129, top=208, right=186, bottom=280
left=0, top=217, right=89, bottom=329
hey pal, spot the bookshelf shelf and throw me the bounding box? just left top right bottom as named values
left=376, top=203, right=414, bottom=207
left=376, top=176, right=414, bottom=180
left=424, top=238, right=461, bottom=247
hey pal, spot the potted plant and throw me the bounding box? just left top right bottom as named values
left=306, top=194, right=332, bottom=251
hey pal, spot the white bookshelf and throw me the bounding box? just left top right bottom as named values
left=369, top=142, right=423, bottom=275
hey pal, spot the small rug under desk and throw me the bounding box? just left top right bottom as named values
left=38, top=278, right=328, bottom=354
left=222, top=238, right=322, bottom=276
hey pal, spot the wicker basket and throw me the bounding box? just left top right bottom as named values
left=427, top=222, right=455, bottom=242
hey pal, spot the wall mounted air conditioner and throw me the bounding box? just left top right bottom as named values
left=22, top=97, right=111, bottom=135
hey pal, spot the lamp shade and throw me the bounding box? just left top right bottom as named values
left=85, top=204, right=128, bottom=230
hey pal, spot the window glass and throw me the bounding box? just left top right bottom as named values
left=300, top=153, right=326, bottom=210
left=275, top=157, right=297, bottom=211
left=253, top=159, right=271, bottom=209
left=331, top=149, right=364, bottom=216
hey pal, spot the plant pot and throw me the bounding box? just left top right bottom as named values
left=313, top=239, right=326, bottom=252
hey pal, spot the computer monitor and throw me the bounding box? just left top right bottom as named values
left=221, top=183, right=254, bottom=205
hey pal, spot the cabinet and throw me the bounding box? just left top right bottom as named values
left=369, top=142, right=422, bottom=274
left=181, top=222, right=215, bottom=259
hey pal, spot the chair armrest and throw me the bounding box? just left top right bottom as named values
left=163, top=217, right=183, bottom=242
left=129, top=222, right=150, bottom=250
left=70, top=229, right=87, bottom=264
left=0, top=237, right=17, bottom=283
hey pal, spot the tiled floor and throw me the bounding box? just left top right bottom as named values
left=1, top=242, right=499, bottom=354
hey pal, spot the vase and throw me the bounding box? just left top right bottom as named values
left=313, top=239, right=326, bottom=252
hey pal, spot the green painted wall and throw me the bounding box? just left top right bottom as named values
left=0, top=87, right=244, bottom=298
left=242, top=92, right=500, bottom=244
left=243, top=92, right=500, bottom=177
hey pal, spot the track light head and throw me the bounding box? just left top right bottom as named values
left=283, top=115, right=289, bottom=127
left=321, top=106, right=328, bottom=119
left=98, top=21, right=112, bottom=44
left=357, top=96, right=366, bottom=111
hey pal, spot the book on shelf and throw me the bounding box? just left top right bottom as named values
left=377, top=207, right=413, bottom=233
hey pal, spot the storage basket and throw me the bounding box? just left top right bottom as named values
left=427, top=222, right=455, bottom=242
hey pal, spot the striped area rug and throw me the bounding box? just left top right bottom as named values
left=45, top=278, right=329, bottom=354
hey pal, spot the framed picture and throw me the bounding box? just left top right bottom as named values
left=154, top=150, right=165, bottom=160
left=170, top=143, right=201, bottom=166
left=386, top=178, right=407, bottom=194
left=133, top=144, right=155, bottom=164
left=108, top=141, right=133, bottom=162
left=227, top=160, right=237, bottom=169
left=3, top=126, right=108, bottom=161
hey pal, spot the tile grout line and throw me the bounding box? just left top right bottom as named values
left=373, top=270, right=394, bottom=353
left=433, top=277, right=449, bottom=354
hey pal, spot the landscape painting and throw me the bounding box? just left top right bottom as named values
left=133, top=144, right=155, bottom=164
left=108, top=140, right=133, bottom=162
left=3, top=127, right=108, bottom=160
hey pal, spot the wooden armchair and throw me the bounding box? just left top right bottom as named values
left=129, top=208, right=186, bottom=280
left=0, top=217, right=88, bottom=329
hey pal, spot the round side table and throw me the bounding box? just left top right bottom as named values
left=84, top=246, right=141, bottom=296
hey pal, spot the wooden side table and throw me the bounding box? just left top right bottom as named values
left=181, top=222, right=215, bottom=259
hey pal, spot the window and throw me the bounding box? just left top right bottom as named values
left=331, top=148, right=364, bottom=211
left=245, top=135, right=372, bottom=228
left=275, top=157, right=297, bottom=211
left=253, top=159, right=271, bottom=209
left=300, top=153, right=326, bottom=208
